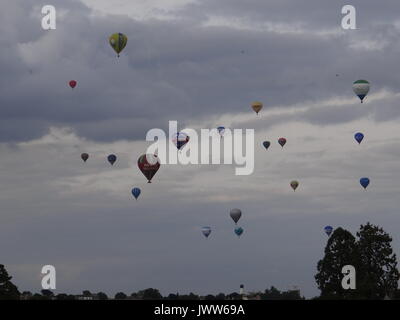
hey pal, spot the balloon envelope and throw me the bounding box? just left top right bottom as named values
left=202, top=227, right=212, bottom=238
left=263, top=141, right=271, bottom=150
left=353, top=80, right=370, bottom=103
left=81, top=153, right=89, bottom=162
left=217, top=126, right=225, bottom=137
left=360, top=177, right=370, bottom=189
left=324, top=226, right=333, bottom=236
left=69, top=80, right=77, bottom=89
left=278, top=138, right=287, bottom=147
left=138, top=154, right=161, bottom=183
left=290, top=180, right=299, bottom=191
left=354, top=132, right=364, bottom=144
left=251, top=102, right=263, bottom=114
left=172, top=132, right=190, bottom=150
left=107, top=154, right=117, bottom=165
left=234, top=227, right=244, bottom=237
left=131, top=187, right=141, bottom=200
left=109, top=33, right=128, bottom=56
left=230, top=208, right=242, bottom=224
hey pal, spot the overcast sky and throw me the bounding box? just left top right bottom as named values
left=1, top=0, right=400, bottom=298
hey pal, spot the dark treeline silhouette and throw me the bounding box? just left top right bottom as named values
left=1, top=222, right=399, bottom=300
left=0, top=265, right=304, bottom=300
left=5, top=286, right=305, bottom=300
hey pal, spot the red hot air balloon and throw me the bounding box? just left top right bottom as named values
left=278, top=138, right=287, bottom=148
left=138, top=154, right=160, bottom=183
left=69, top=80, right=77, bottom=89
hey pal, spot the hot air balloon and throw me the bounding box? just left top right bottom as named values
left=131, top=187, right=141, bottom=200
left=81, top=153, right=89, bottom=162
left=172, top=132, right=190, bottom=150
left=217, top=126, right=225, bottom=137
left=234, top=227, right=244, bottom=237
left=69, top=80, right=77, bottom=89
left=263, top=141, right=271, bottom=150
left=138, top=154, right=161, bottom=183
left=360, top=177, right=370, bottom=189
left=251, top=101, right=263, bottom=115
left=324, top=226, right=333, bottom=236
left=107, top=154, right=117, bottom=165
left=354, top=132, right=364, bottom=144
left=353, top=80, right=370, bottom=103
left=202, top=226, right=212, bottom=238
left=230, top=208, right=242, bottom=224
left=290, top=180, right=299, bottom=191
left=278, top=138, right=287, bottom=148
left=109, top=33, right=128, bottom=57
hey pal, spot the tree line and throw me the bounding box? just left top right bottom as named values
left=1, top=222, right=399, bottom=300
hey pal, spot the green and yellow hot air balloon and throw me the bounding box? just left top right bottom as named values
left=109, top=33, right=128, bottom=57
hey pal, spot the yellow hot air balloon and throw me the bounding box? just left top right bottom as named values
left=251, top=101, right=263, bottom=115
left=109, top=33, right=128, bottom=57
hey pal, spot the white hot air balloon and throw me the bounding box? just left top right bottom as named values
left=352, top=80, right=370, bottom=103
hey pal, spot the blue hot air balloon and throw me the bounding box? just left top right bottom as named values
left=217, top=126, right=225, bottom=137
left=354, top=132, right=364, bottom=144
left=360, top=177, right=370, bottom=189
left=263, top=141, right=271, bottom=150
left=131, top=187, right=141, bottom=200
left=324, top=226, right=333, bottom=236
left=234, top=227, right=244, bottom=237
left=107, top=154, right=117, bottom=165
left=202, top=226, right=212, bottom=238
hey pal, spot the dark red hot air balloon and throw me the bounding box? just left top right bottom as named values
left=69, top=80, right=77, bottom=89
left=81, top=153, right=89, bottom=162
left=278, top=138, right=287, bottom=148
left=138, top=154, right=160, bottom=183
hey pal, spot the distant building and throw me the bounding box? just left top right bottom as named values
left=75, top=294, right=99, bottom=300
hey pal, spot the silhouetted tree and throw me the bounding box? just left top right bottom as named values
left=166, top=293, right=178, bottom=300
left=41, top=289, right=54, bottom=299
left=215, top=293, right=226, bottom=300
left=97, top=292, right=108, bottom=300
left=315, top=227, right=359, bottom=299
left=138, top=288, right=162, bottom=300
left=262, top=286, right=282, bottom=300
left=356, top=223, right=399, bottom=299
left=0, top=264, right=20, bottom=300
left=315, top=223, right=399, bottom=299
left=82, top=290, right=92, bottom=297
left=31, top=293, right=47, bottom=300
left=226, top=292, right=241, bottom=300
left=115, top=292, right=127, bottom=300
